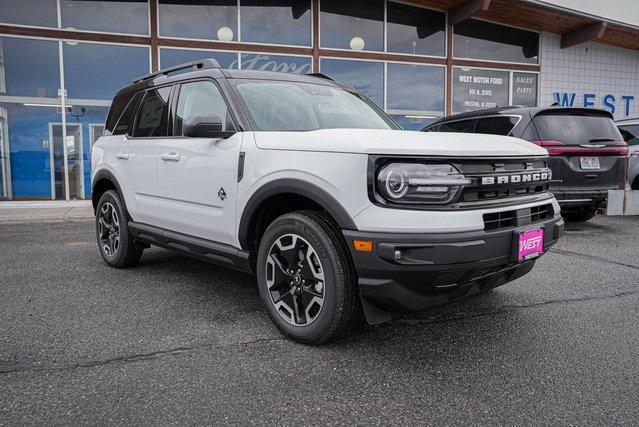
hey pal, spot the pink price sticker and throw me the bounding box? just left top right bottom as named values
left=518, top=228, right=544, bottom=261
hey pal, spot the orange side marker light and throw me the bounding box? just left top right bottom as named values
left=353, top=240, right=373, bottom=252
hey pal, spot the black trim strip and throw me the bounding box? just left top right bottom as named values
left=128, top=221, right=252, bottom=273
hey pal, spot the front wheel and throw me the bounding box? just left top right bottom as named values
left=96, top=190, right=143, bottom=268
left=256, top=211, right=359, bottom=344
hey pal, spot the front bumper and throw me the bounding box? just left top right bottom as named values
left=343, top=214, right=564, bottom=318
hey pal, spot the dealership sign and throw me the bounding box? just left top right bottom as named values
left=553, top=91, right=635, bottom=117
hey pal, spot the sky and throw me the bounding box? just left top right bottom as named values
left=538, top=0, right=639, bottom=27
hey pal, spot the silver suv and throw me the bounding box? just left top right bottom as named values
left=616, top=118, right=639, bottom=189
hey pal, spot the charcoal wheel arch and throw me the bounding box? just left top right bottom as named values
left=238, top=179, right=358, bottom=251
left=92, top=169, right=128, bottom=215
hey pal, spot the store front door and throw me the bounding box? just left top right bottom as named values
left=49, top=123, right=84, bottom=200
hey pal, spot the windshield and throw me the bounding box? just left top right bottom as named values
left=231, top=80, right=399, bottom=131
left=533, top=113, right=622, bottom=145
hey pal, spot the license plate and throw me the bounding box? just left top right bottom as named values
left=518, top=228, right=544, bottom=262
left=580, top=156, right=600, bottom=170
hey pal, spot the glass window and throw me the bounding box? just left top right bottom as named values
left=320, top=58, right=383, bottom=108
left=160, top=48, right=238, bottom=69
left=474, top=116, right=519, bottom=135
left=386, top=2, right=445, bottom=56
left=111, top=93, right=142, bottom=135
left=175, top=81, right=230, bottom=135
left=453, top=67, right=510, bottom=113
left=133, top=87, right=171, bottom=137
left=1, top=103, right=59, bottom=198
left=61, top=0, right=149, bottom=35
left=240, top=53, right=311, bottom=74
left=454, top=19, right=539, bottom=64
left=387, top=63, right=445, bottom=126
left=320, top=0, right=384, bottom=52
left=438, top=119, right=477, bottom=133
left=512, top=72, right=538, bottom=107
left=0, top=0, right=58, bottom=28
left=159, top=0, right=237, bottom=41
left=619, top=126, right=639, bottom=146
left=533, top=114, right=622, bottom=146
left=231, top=80, right=397, bottom=131
left=241, top=0, right=311, bottom=46
left=63, top=42, right=150, bottom=101
left=0, top=37, right=60, bottom=98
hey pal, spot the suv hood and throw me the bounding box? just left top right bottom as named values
left=253, top=129, right=547, bottom=157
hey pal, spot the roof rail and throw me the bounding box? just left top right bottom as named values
left=133, top=58, right=220, bottom=83
left=305, top=72, right=335, bottom=81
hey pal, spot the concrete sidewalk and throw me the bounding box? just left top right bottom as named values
left=0, top=200, right=94, bottom=223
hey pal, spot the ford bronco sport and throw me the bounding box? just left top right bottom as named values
left=92, top=59, right=564, bottom=344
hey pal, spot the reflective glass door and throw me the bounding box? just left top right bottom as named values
left=50, top=123, right=83, bottom=200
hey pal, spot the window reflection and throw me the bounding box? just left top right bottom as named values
left=320, top=58, right=384, bottom=108
left=1, top=103, right=58, bottom=198
left=387, top=63, right=445, bottom=116
left=0, top=37, right=60, bottom=98
left=452, top=67, right=510, bottom=113
left=386, top=2, right=445, bottom=56
left=320, top=0, right=384, bottom=52
left=0, top=0, right=57, bottom=28
left=454, top=19, right=539, bottom=64
left=159, top=0, right=237, bottom=41
left=61, top=0, right=149, bottom=35
left=241, top=0, right=311, bottom=46
left=63, top=42, right=150, bottom=101
left=160, top=48, right=238, bottom=69
left=240, top=54, right=311, bottom=74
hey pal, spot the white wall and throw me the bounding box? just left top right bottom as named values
left=539, top=32, right=639, bottom=120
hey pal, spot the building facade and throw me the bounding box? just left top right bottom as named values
left=0, top=0, right=637, bottom=201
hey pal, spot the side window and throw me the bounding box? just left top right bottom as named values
left=438, top=119, right=476, bottom=133
left=619, top=125, right=639, bottom=146
left=175, top=80, right=231, bottom=136
left=474, top=116, right=519, bottom=136
left=423, top=125, right=439, bottom=132
left=113, top=93, right=142, bottom=135
left=132, top=87, right=171, bottom=137
left=519, top=121, right=539, bottom=141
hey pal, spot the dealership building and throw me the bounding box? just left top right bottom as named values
left=0, top=0, right=638, bottom=201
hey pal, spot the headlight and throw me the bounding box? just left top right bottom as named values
left=376, top=163, right=470, bottom=205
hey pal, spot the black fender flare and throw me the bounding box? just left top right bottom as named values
left=91, top=169, right=128, bottom=214
left=238, top=178, right=358, bottom=250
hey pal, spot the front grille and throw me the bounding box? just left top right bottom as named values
left=483, top=203, right=554, bottom=231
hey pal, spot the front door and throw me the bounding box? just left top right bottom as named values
left=157, top=80, right=241, bottom=246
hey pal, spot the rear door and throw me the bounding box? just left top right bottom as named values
left=156, top=79, right=242, bottom=246
left=530, top=111, right=626, bottom=191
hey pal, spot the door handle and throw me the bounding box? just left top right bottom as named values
left=115, top=151, right=129, bottom=160
left=161, top=152, right=181, bottom=162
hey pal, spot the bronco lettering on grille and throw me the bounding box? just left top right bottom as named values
left=480, top=171, right=551, bottom=185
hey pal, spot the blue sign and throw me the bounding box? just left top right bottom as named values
left=553, top=92, right=635, bottom=116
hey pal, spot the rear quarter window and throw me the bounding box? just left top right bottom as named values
left=474, top=116, right=519, bottom=135
left=438, top=119, right=476, bottom=133
left=533, top=113, right=622, bottom=145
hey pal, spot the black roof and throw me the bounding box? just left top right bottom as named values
left=425, top=105, right=614, bottom=129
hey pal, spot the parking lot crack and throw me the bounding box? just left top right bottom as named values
left=551, top=248, right=639, bottom=270
left=391, top=289, right=639, bottom=326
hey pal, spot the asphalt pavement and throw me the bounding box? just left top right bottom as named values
left=0, top=215, right=637, bottom=425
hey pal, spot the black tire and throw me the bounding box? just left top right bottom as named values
left=256, top=210, right=359, bottom=344
left=562, top=207, right=598, bottom=222
left=95, top=190, right=143, bottom=268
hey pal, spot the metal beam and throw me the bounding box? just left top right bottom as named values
left=561, top=21, right=607, bottom=49
left=448, top=0, right=491, bottom=26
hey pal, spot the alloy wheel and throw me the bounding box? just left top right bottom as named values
left=98, top=202, right=120, bottom=257
left=265, top=233, right=325, bottom=326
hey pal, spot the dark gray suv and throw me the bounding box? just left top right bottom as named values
left=423, top=107, right=629, bottom=222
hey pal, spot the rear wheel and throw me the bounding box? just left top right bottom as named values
left=256, top=211, right=359, bottom=344
left=96, top=190, right=143, bottom=268
left=562, top=207, right=598, bottom=222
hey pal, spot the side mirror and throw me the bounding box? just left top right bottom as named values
left=183, top=114, right=234, bottom=138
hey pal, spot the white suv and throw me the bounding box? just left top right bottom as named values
left=92, top=59, right=564, bottom=344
